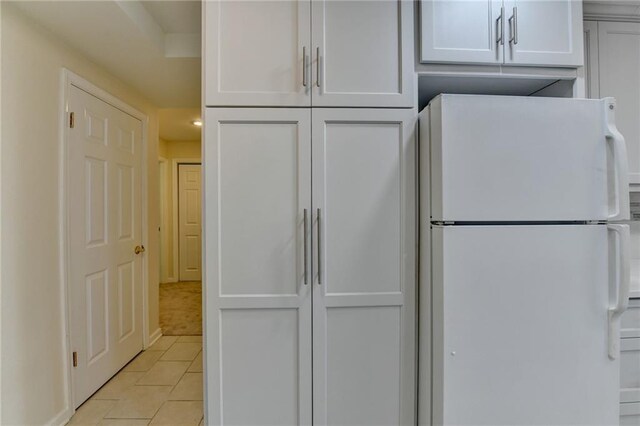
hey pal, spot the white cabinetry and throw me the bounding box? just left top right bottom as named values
left=205, top=0, right=414, bottom=108
left=204, top=1, right=311, bottom=107
left=621, top=300, right=640, bottom=425
left=204, top=108, right=312, bottom=425
left=593, top=21, right=640, bottom=184
left=420, top=0, right=583, bottom=67
left=311, top=0, right=414, bottom=107
left=503, top=0, right=583, bottom=66
left=420, top=0, right=503, bottom=64
left=621, top=403, right=640, bottom=426
left=583, top=20, right=599, bottom=99
left=204, top=108, right=416, bottom=426
left=585, top=21, right=640, bottom=423
left=311, top=108, right=416, bottom=425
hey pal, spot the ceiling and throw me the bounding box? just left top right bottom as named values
left=14, top=0, right=201, bottom=108
left=141, top=1, right=201, bottom=34
left=159, top=108, right=202, bottom=141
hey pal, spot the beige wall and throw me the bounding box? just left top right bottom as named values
left=158, top=139, right=201, bottom=282
left=1, top=4, right=161, bottom=424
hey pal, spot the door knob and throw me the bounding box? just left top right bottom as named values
left=134, top=245, right=146, bottom=255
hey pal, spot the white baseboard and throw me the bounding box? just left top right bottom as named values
left=161, top=277, right=178, bottom=284
left=148, top=328, right=163, bottom=349
left=50, top=327, right=161, bottom=426
left=49, top=405, right=73, bottom=426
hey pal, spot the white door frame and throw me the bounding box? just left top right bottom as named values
left=159, top=157, right=170, bottom=283
left=59, top=69, right=150, bottom=415
left=172, top=158, right=201, bottom=282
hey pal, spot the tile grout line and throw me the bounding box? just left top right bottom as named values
left=147, top=340, right=203, bottom=424
left=69, top=336, right=204, bottom=425
left=143, top=339, right=201, bottom=423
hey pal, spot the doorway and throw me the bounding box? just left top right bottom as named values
left=178, top=163, right=202, bottom=282
left=158, top=139, right=202, bottom=337
left=67, top=113, right=204, bottom=424
left=63, top=72, right=148, bottom=409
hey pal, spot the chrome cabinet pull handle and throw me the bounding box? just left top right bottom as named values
left=509, top=7, right=518, bottom=45
left=303, top=209, right=308, bottom=284
left=513, top=7, right=518, bottom=45
left=496, top=7, right=504, bottom=45
left=316, top=47, right=321, bottom=88
left=316, top=208, right=322, bottom=284
left=302, top=46, right=308, bottom=87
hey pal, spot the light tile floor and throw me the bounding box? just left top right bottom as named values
left=68, top=336, right=203, bottom=426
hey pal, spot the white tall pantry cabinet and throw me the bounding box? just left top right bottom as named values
left=203, top=1, right=416, bottom=425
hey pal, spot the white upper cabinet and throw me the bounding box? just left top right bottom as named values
left=503, top=0, right=583, bottom=66
left=420, top=0, right=583, bottom=67
left=420, top=0, right=504, bottom=64
left=204, top=0, right=414, bottom=108
left=204, top=1, right=311, bottom=107
left=311, top=0, right=414, bottom=107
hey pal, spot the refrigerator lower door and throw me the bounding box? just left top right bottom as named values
left=429, top=225, right=619, bottom=425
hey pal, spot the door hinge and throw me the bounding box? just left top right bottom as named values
left=72, top=351, right=78, bottom=367
left=69, top=112, right=75, bottom=129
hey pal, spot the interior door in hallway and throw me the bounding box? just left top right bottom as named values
left=67, top=85, right=144, bottom=408
left=179, top=163, right=202, bottom=281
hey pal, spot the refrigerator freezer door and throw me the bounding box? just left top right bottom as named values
left=426, top=95, right=624, bottom=222
left=429, top=225, right=619, bottom=425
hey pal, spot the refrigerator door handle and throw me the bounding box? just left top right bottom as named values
left=607, top=224, right=631, bottom=360
left=604, top=98, right=630, bottom=221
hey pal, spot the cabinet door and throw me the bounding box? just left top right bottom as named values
left=204, top=1, right=311, bottom=107
left=620, top=338, right=640, bottom=405
left=312, top=108, right=416, bottom=426
left=204, top=108, right=312, bottom=425
left=504, top=0, right=583, bottom=66
left=583, top=20, right=599, bottom=99
left=598, top=22, right=640, bottom=184
left=621, top=402, right=640, bottom=426
left=311, top=0, right=414, bottom=107
left=420, top=0, right=504, bottom=65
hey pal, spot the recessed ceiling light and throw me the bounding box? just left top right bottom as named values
left=192, top=119, right=203, bottom=127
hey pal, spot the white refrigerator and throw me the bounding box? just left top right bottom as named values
left=419, top=95, right=632, bottom=425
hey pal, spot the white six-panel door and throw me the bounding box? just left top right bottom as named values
left=204, top=0, right=311, bottom=107
left=178, top=164, right=202, bottom=281
left=420, top=0, right=504, bottom=64
left=205, top=108, right=312, bottom=425
left=68, top=85, right=144, bottom=407
left=311, top=0, right=414, bottom=107
left=311, top=108, right=416, bottom=426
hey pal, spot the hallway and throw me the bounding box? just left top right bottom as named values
left=68, top=336, right=203, bottom=425
left=159, top=282, right=202, bottom=336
